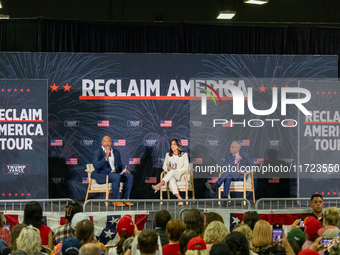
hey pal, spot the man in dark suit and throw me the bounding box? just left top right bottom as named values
left=205, top=140, right=254, bottom=200
left=91, top=136, right=134, bottom=207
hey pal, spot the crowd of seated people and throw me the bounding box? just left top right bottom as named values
left=2, top=194, right=340, bottom=255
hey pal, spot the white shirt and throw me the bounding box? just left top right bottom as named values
left=102, top=146, right=115, bottom=172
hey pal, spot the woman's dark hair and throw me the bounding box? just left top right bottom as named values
left=183, top=209, right=204, bottom=236
left=169, top=139, right=185, bottom=157
left=224, top=232, right=249, bottom=255
left=65, top=202, right=83, bottom=222
left=179, top=230, right=198, bottom=255
left=204, top=212, right=224, bottom=229
left=116, top=232, right=130, bottom=255
left=23, top=201, right=43, bottom=228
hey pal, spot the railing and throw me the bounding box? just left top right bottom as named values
left=0, top=198, right=74, bottom=212
left=83, top=198, right=251, bottom=214
left=255, top=197, right=340, bottom=210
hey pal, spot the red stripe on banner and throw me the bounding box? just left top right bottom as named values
left=4, top=214, right=19, bottom=229
left=79, top=96, right=245, bottom=101
left=260, top=213, right=310, bottom=225
left=0, top=120, right=44, bottom=122
left=135, top=214, right=149, bottom=230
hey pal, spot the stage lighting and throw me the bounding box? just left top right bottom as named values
left=217, top=10, right=236, bottom=19
left=0, top=1, right=3, bottom=8
left=244, top=0, right=268, bottom=5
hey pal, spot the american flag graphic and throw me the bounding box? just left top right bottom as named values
left=129, top=158, right=140, bottom=165
left=114, top=139, right=126, bottom=146
left=66, top=158, right=78, bottom=165
left=97, top=120, right=109, bottom=127
left=181, top=139, right=188, bottom=146
left=145, top=177, right=157, bottom=183
left=160, top=120, right=172, bottom=127
left=282, top=120, right=296, bottom=127
left=192, top=158, right=203, bottom=164
left=207, top=177, right=219, bottom=183
left=222, top=120, right=233, bottom=127
left=51, top=139, right=62, bottom=146
left=82, top=177, right=89, bottom=184
left=253, top=158, right=264, bottom=165
left=239, top=140, right=250, bottom=146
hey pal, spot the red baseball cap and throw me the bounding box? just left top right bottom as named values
left=304, top=216, right=322, bottom=239
left=117, top=215, right=134, bottom=237
left=187, top=237, right=207, bottom=251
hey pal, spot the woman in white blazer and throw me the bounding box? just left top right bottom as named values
left=152, top=139, right=189, bottom=205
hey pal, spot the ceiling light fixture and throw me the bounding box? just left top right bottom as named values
left=217, top=10, right=236, bottom=19
left=244, top=0, right=268, bottom=5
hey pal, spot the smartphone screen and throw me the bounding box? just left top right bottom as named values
left=273, top=223, right=283, bottom=243
left=299, top=220, right=304, bottom=227
left=4, top=223, right=10, bottom=230
left=320, top=239, right=332, bottom=245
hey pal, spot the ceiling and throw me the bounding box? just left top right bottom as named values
left=1, top=0, right=340, bottom=25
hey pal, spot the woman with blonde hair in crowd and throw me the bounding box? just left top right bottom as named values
left=162, top=219, right=186, bottom=255
left=203, top=221, right=228, bottom=252
left=16, top=225, right=48, bottom=255
left=318, top=207, right=340, bottom=236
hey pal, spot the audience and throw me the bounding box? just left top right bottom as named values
left=122, top=237, right=134, bottom=254
left=52, top=212, right=91, bottom=255
left=203, top=221, right=228, bottom=252
left=154, top=210, right=172, bottom=246
left=0, top=213, right=10, bottom=247
left=318, top=207, right=339, bottom=237
left=162, top=219, right=186, bottom=255
left=185, top=237, right=208, bottom=255
left=114, top=215, right=138, bottom=255
left=179, top=230, right=198, bottom=255
left=302, top=216, right=322, bottom=250
left=183, top=209, right=204, bottom=237
left=137, top=229, right=159, bottom=255
left=224, top=231, right=249, bottom=255
left=1, top=223, right=27, bottom=255
left=23, top=201, right=53, bottom=250
left=232, top=224, right=255, bottom=255
left=242, top=211, right=260, bottom=231
left=210, top=243, right=230, bottom=255
left=16, top=225, right=48, bottom=255
left=53, top=202, right=83, bottom=245
left=79, top=243, right=101, bottom=255
left=61, top=237, right=81, bottom=255
left=302, top=194, right=324, bottom=227
left=203, top=212, right=224, bottom=230
left=75, top=220, right=105, bottom=255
